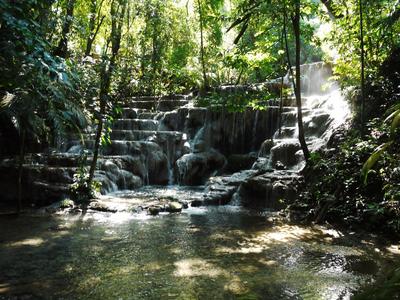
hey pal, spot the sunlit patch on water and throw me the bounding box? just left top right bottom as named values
left=174, top=258, right=226, bottom=278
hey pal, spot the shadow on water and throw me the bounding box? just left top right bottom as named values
left=0, top=201, right=399, bottom=300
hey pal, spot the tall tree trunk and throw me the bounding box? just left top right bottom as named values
left=320, top=0, right=340, bottom=20
left=359, top=0, right=366, bottom=131
left=293, top=0, right=310, bottom=161
left=88, top=0, right=127, bottom=187
left=278, top=18, right=286, bottom=136
left=85, top=0, right=98, bottom=56
left=85, top=0, right=105, bottom=56
left=197, top=0, right=208, bottom=92
left=54, top=0, right=75, bottom=58
left=17, top=128, right=26, bottom=214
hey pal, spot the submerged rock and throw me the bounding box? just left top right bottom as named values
left=166, top=202, right=183, bottom=213
left=89, top=201, right=117, bottom=213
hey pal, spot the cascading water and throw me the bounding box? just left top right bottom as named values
left=0, top=62, right=348, bottom=205
left=203, top=62, right=350, bottom=208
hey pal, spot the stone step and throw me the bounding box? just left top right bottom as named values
left=110, top=130, right=186, bottom=142
left=126, top=100, right=189, bottom=111
left=274, top=126, right=297, bottom=139
left=112, top=119, right=159, bottom=131
left=280, top=111, right=297, bottom=126
left=22, top=164, right=76, bottom=184
left=120, top=108, right=158, bottom=119
left=127, top=95, right=189, bottom=102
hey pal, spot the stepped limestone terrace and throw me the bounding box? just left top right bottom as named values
left=0, top=62, right=350, bottom=208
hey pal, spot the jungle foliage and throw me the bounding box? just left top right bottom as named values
left=0, top=0, right=399, bottom=217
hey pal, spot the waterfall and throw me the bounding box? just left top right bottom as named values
left=12, top=63, right=350, bottom=204
left=251, top=110, right=260, bottom=151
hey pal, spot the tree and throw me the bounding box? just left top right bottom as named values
left=228, top=0, right=312, bottom=160
left=197, top=0, right=209, bottom=91
left=54, top=0, right=76, bottom=58
left=0, top=0, right=87, bottom=212
left=359, top=0, right=366, bottom=130
left=85, top=0, right=106, bottom=56
left=87, top=0, right=127, bottom=188
left=292, top=0, right=310, bottom=161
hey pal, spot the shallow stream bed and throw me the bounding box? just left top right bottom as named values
left=0, top=187, right=399, bottom=299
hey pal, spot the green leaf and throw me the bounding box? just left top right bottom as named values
left=390, top=109, right=400, bottom=137
left=361, top=141, right=393, bottom=185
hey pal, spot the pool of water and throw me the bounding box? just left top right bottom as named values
left=0, top=187, right=398, bottom=299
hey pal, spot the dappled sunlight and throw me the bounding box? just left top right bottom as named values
left=249, top=224, right=324, bottom=244
left=258, top=258, right=279, bottom=267
left=84, top=211, right=137, bottom=224
left=215, top=244, right=266, bottom=254
left=0, top=283, right=10, bottom=294
left=386, top=245, right=400, bottom=255
left=223, top=277, right=249, bottom=295
left=173, top=258, right=227, bottom=278
left=8, top=237, right=45, bottom=247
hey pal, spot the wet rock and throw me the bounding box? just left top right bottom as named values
left=203, top=170, right=259, bottom=205
left=175, top=149, right=226, bottom=185
left=251, top=157, right=274, bottom=172
left=226, top=153, right=257, bottom=173
left=190, top=199, right=203, bottom=207
left=148, top=206, right=162, bottom=216
left=179, top=200, right=189, bottom=209
left=89, top=201, right=117, bottom=213
left=166, top=202, right=183, bottom=213
left=45, top=207, right=59, bottom=214
left=304, top=113, right=331, bottom=136
left=270, top=141, right=301, bottom=168
left=239, top=170, right=302, bottom=209
left=274, top=161, right=287, bottom=170
left=259, top=139, right=275, bottom=157
left=192, top=138, right=208, bottom=153
left=158, top=108, right=187, bottom=132
left=59, top=199, right=74, bottom=209
left=140, top=142, right=170, bottom=185
left=185, top=108, right=207, bottom=138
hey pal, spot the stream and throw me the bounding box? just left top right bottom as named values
left=1, top=186, right=399, bottom=299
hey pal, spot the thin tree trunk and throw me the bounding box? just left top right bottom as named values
left=85, top=0, right=106, bottom=56
left=278, top=20, right=286, bottom=136
left=88, top=0, right=127, bottom=187
left=293, top=0, right=310, bottom=161
left=197, top=0, right=208, bottom=92
left=359, top=0, right=366, bottom=131
left=54, top=0, right=75, bottom=58
left=17, top=128, right=26, bottom=214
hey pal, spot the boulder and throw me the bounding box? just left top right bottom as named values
left=226, top=153, right=257, bottom=173
left=239, top=170, right=302, bottom=208
left=175, top=149, right=226, bottom=185
left=258, top=139, right=275, bottom=157
left=203, top=170, right=259, bottom=205
left=89, top=201, right=117, bottom=213
left=148, top=205, right=162, bottom=216
left=166, top=202, right=183, bottom=213
left=270, top=141, right=301, bottom=168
